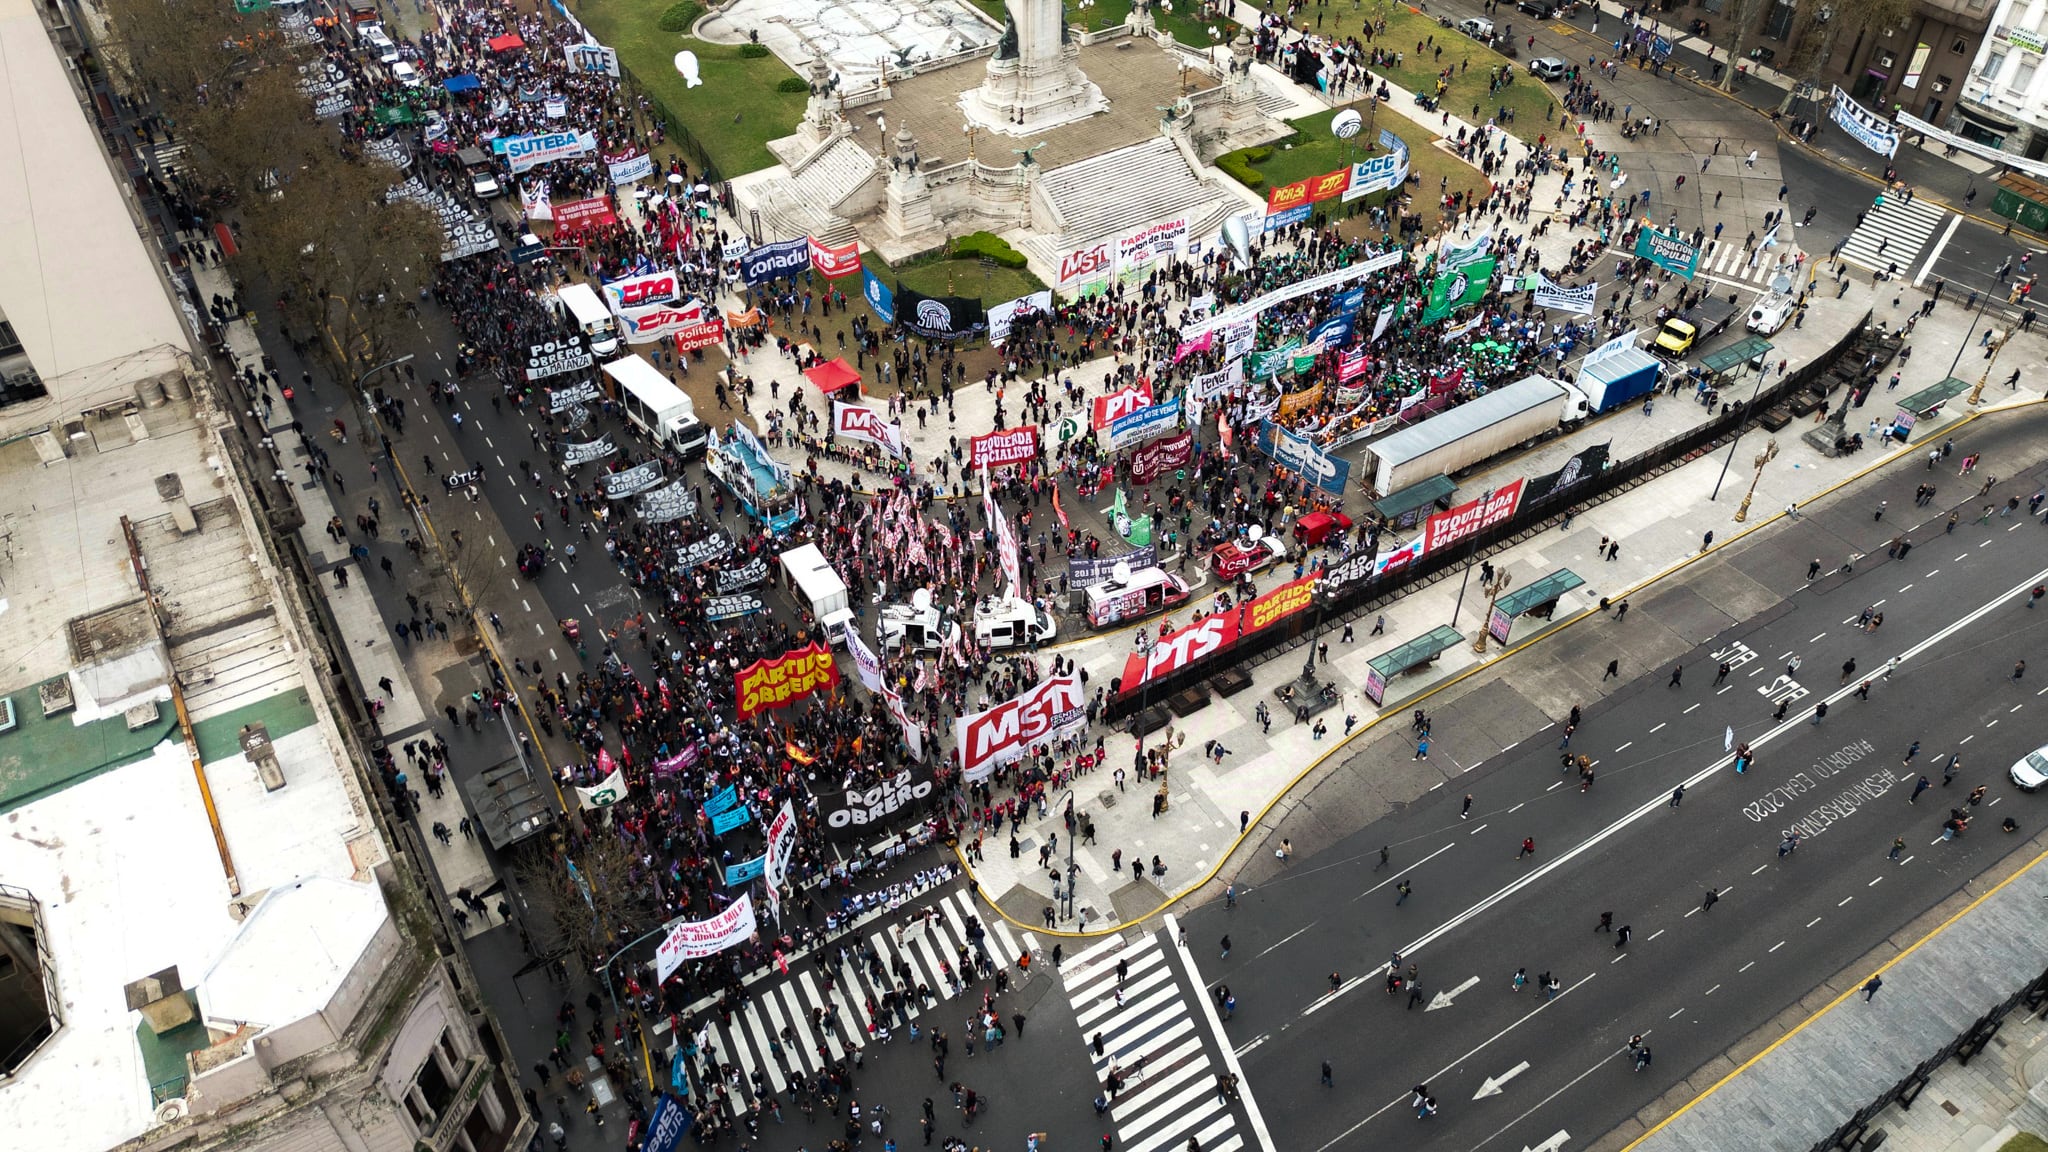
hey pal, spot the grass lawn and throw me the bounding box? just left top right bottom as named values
left=864, top=248, right=1046, bottom=306
left=1245, top=1, right=1558, bottom=145
left=1999, top=1136, right=2048, bottom=1152
left=1216, top=109, right=1489, bottom=227
left=964, top=0, right=1238, bottom=48
left=576, top=0, right=806, bottom=179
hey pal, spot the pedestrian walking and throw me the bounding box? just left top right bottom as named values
left=1614, top=924, right=1632, bottom=948
left=1862, top=975, right=1883, bottom=1002
left=1904, top=740, right=1921, bottom=766
left=1220, top=936, right=1231, bottom=959
left=1597, top=911, right=1613, bottom=933
left=1702, top=887, right=1719, bottom=912
left=1874, top=500, right=1887, bottom=521
left=1909, top=775, right=1931, bottom=803
left=1889, top=837, right=1906, bottom=861
left=1461, top=793, right=1474, bottom=819
left=1713, top=662, right=1731, bottom=687
left=1395, top=879, right=1412, bottom=906
left=1321, top=1061, right=1333, bottom=1087
left=1943, top=754, right=1961, bottom=785
left=1670, top=785, right=1685, bottom=807
left=1604, top=658, right=1620, bottom=680
left=2016, top=660, right=2029, bottom=682
left=1669, top=664, right=1683, bottom=688
left=1516, top=837, right=1536, bottom=860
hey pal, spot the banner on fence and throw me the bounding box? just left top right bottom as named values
left=1118, top=575, right=1315, bottom=692
left=1422, top=478, right=1527, bottom=552
left=742, top=238, right=810, bottom=284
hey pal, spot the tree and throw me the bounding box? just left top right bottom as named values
left=240, top=149, right=440, bottom=382
left=1782, top=0, right=1917, bottom=109
left=1717, top=0, right=1772, bottom=93
left=511, top=821, right=666, bottom=977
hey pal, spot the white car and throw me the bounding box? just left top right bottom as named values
left=2011, top=745, right=2048, bottom=792
left=390, top=60, right=423, bottom=88
left=358, top=23, right=400, bottom=64
left=1530, top=57, right=1569, bottom=80
left=1457, top=17, right=1495, bottom=39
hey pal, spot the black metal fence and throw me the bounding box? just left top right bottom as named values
left=1107, top=311, right=1878, bottom=720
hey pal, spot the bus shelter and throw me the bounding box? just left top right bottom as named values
left=1371, top=475, right=1456, bottom=530
left=1364, top=625, right=1463, bottom=705
left=1701, top=336, right=1774, bottom=389
left=1892, top=376, right=1973, bottom=440
left=1486, top=569, right=1586, bottom=645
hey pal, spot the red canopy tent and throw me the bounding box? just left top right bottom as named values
left=802, top=358, right=862, bottom=397
left=487, top=33, right=525, bottom=52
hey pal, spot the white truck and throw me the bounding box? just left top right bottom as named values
left=557, top=282, right=621, bottom=355
left=973, top=596, right=1058, bottom=648
left=1083, top=565, right=1191, bottom=628
left=601, top=355, right=708, bottom=458
left=779, top=544, right=854, bottom=646
left=878, top=589, right=961, bottom=653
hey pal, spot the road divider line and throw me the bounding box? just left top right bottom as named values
left=1166, top=913, right=1276, bottom=1152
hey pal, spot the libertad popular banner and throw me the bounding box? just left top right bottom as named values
left=1118, top=575, right=1316, bottom=692
left=1422, top=478, right=1527, bottom=553
left=654, top=896, right=756, bottom=982
left=971, top=425, right=1039, bottom=469
left=956, top=674, right=1085, bottom=782
left=735, top=642, right=841, bottom=720
left=808, top=235, right=861, bottom=278
left=1633, top=225, right=1699, bottom=280
left=832, top=401, right=905, bottom=457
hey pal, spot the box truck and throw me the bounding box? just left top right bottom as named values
left=1366, top=375, right=1567, bottom=497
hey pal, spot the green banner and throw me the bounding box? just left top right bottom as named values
left=233, top=0, right=272, bottom=10
left=1421, top=256, right=1495, bottom=324
left=1247, top=338, right=1303, bottom=380
left=373, top=104, right=418, bottom=125
left=1633, top=225, right=1700, bottom=279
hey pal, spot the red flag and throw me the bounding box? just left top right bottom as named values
left=1051, top=485, right=1070, bottom=534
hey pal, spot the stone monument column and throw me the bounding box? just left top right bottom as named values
left=961, top=0, right=1106, bottom=136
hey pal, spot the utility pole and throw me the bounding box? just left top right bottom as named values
left=1472, top=571, right=1513, bottom=655
left=1734, top=438, right=1779, bottom=522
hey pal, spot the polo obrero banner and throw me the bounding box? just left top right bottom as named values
left=897, top=286, right=987, bottom=341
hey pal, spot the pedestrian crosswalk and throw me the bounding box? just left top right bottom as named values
left=1691, top=236, right=1803, bottom=289
left=670, top=887, right=1028, bottom=1114
left=1063, top=931, right=1245, bottom=1152
left=1838, top=194, right=1947, bottom=276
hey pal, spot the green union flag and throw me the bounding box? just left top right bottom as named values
left=1421, top=255, right=1496, bottom=324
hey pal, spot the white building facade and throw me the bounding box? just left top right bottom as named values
left=1958, top=0, right=2048, bottom=158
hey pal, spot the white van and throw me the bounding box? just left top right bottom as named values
left=1084, top=566, right=1191, bottom=628
left=557, top=283, right=620, bottom=355
left=601, top=355, right=707, bottom=457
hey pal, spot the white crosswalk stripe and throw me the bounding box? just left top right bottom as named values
left=1061, top=932, right=1246, bottom=1152
left=1693, top=237, right=1801, bottom=288
left=673, top=887, right=1016, bottom=1117
left=1838, top=195, right=1947, bottom=275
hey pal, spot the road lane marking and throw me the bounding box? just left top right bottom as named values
left=1669, top=1008, right=1685, bottom=1019
left=1810, top=632, right=1827, bottom=643
left=1769, top=941, right=1785, bottom=953
left=1739, top=962, right=1755, bottom=973
left=1647, top=929, right=1665, bottom=941
left=1869, top=876, right=1884, bottom=886
left=1839, top=896, right=1854, bottom=906
left=1257, top=927, right=1312, bottom=958
left=1650, top=723, right=1667, bottom=733
left=1684, top=704, right=1701, bottom=714
left=1806, top=917, right=1822, bottom=928
left=1914, top=214, right=1961, bottom=286
left=1509, top=803, right=1526, bottom=814
left=1615, top=742, right=1633, bottom=752
left=1704, top=984, right=1720, bottom=996
left=1165, top=914, right=1277, bottom=1152
left=1469, top=824, right=1490, bottom=836
left=1752, top=864, right=1770, bottom=875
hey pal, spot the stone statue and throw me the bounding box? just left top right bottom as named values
left=997, top=12, right=1019, bottom=59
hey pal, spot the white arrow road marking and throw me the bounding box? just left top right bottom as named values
left=1523, top=1131, right=1570, bottom=1152
left=1426, top=975, right=1481, bottom=1011
left=1474, top=1060, right=1530, bottom=1099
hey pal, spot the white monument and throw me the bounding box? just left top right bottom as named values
left=961, top=0, right=1106, bottom=136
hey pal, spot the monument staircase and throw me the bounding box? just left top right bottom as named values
left=749, top=135, right=875, bottom=248
left=1017, top=137, right=1242, bottom=265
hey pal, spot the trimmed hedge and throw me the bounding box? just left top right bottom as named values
left=739, top=42, right=770, bottom=58
left=948, top=231, right=1027, bottom=268
left=777, top=76, right=809, bottom=93
left=1216, top=151, right=1263, bottom=189
left=656, top=1, right=703, bottom=32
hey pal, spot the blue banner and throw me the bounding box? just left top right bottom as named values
left=644, top=1093, right=693, bottom=1152
left=703, top=783, right=739, bottom=815
left=1254, top=420, right=1350, bottom=495
left=742, top=238, right=810, bottom=285
left=1343, top=130, right=1410, bottom=200
left=862, top=267, right=895, bottom=325
left=1263, top=204, right=1312, bottom=232
left=1333, top=286, right=1365, bottom=316
left=724, top=855, right=766, bottom=885
left=1107, top=399, right=1181, bottom=449
left=711, top=805, right=754, bottom=835
left=1831, top=85, right=1901, bottom=158
left=1308, top=314, right=1354, bottom=352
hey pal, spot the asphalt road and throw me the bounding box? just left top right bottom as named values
left=1174, top=409, right=2048, bottom=1152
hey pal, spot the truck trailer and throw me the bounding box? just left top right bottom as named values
left=1366, top=376, right=1567, bottom=497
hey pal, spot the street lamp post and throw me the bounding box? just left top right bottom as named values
left=1733, top=438, right=1779, bottom=522
left=1967, top=327, right=2014, bottom=405
left=1471, top=571, right=1513, bottom=655
left=1053, top=787, right=1077, bottom=923
left=1709, top=356, right=1769, bottom=500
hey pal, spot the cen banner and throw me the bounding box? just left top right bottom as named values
left=735, top=642, right=841, bottom=720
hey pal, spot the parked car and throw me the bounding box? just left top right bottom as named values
left=1517, top=0, right=1560, bottom=16
left=1530, top=56, right=1569, bottom=80
left=358, top=22, right=399, bottom=64
left=1456, top=17, right=1495, bottom=40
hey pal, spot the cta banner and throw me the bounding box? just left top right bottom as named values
left=1090, top=379, right=1155, bottom=429
left=832, top=401, right=905, bottom=457
left=616, top=300, right=708, bottom=344
left=862, top=268, right=896, bottom=324
left=898, top=287, right=987, bottom=340
left=735, top=642, right=841, bottom=720
left=1534, top=274, right=1597, bottom=315
left=816, top=766, right=939, bottom=840
left=603, top=268, right=680, bottom=309
left=1633, top=226, right=1699, bottom=280
left=971, top=425, right=1039, bottom=469
left=500, top=129, right=596, bottom=173
left=552, top=196, right=618, bottom=232
left=1130, top=432, right=1193, bottom=484
left=654, top=896, right=757, bottom=981
left=1058, top=241, right=1112, bottom=289
left=808, top=235, right=861, bottom=278
left=956, top=674, right=1084, bottom=782
left=1254, top=420, right=1350, bottom=495
left=1422, top=478, right=1527, bottom=552
left=1119, top=575, right=1315, bottom=692
left=742, top=238, right=810, bottom=284
left=525, top=337, right=592, bottom=380
left=988, top=290, right=1053, bottom=346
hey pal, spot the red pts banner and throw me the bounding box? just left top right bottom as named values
left=955, top=674, right=1085, bottom=782
left=735, top=642, right=841, bottom=720
left=671, top=319, right=726, bottom=352
left=1119, top=575, right=1316, bottom=692
left=1423, top=478, right=1527, bottom=553
left=971, top=425, right=1039, bottom=469
left=1130, top=432, right=1193, bottom=484
left=552, top=197, right=619, bottom=232
left=1090, top=379, right=1155, bottom=429
left=808, top=236, right=861, bottom=278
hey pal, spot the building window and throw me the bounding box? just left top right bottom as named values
left=1763, top=0, right=1796, bottom=40
left=0, top=887, right=61, bottom=1078
left=1983, top=52, right=2007, bottom=80
left=2014, top=60, right=2038, bottom=92
left=1953, top=38, right=1969, bottom=54
left=0, top=320, right=19, bottom=360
